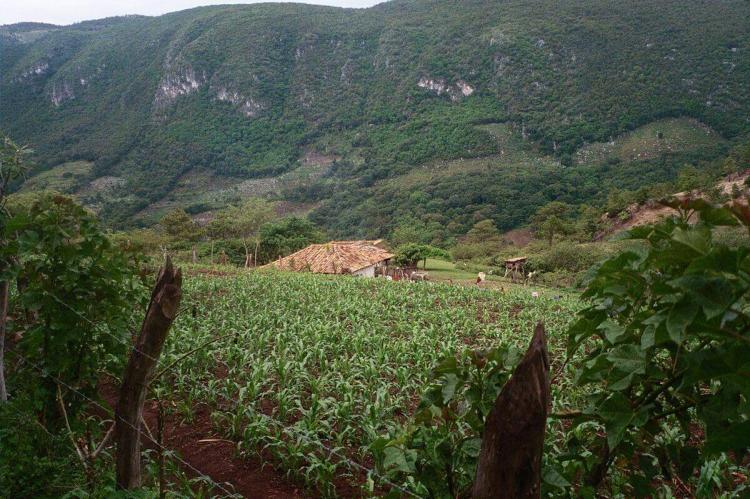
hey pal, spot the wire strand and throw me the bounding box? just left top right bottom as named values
left=7, top=349, right=239, bottom=498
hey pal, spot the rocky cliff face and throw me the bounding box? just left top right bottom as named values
left=417, top=77, right=474, bottom=101
left=154, top=66, right=205, bottom=108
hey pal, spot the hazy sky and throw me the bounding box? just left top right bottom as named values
left=2, top=1, right=385, bottom=26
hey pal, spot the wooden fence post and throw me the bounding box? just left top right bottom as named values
left=473, top=322, right=550, bottom=499
left=115, top=257, right=182, bottom=489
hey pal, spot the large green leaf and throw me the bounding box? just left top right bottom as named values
left=383, top=446, right=416, bottom=474
left=606, top=345, right=646, bottom=376
left=640, top=325, right=656, bottom=350
left=597, top=393, right=635, bottom=449
left=542, top=466, right=570, bottom=489
left=567, top=314, right=604, bottom=355
left=607, top=370, right=636, bottom=391
left=576, top=354, right=611, bottom=385
left=669, top=274, right=736, bottom=319
left=598, top=320, right=627, bottom=344
left=672, top=226, right=711, bottom=255
left=666, top=299, right=697, bottom=344
left=441, top=374, right=460, bottom=405
left=704, top=421, right=750, bottom=455
left=433, top=356, right=459, bottom=375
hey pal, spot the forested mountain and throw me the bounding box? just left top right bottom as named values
left=2, top=0, right=749, bottom=235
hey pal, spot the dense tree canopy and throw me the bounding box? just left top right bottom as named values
left=2, top=0, right=748, bottom=235
left=257, top=217, right=324, bottom=264
left=531, top=202, right=574, bottom=246
left=160, top=208, right=202, bottom=242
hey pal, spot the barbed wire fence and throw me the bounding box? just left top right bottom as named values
left=5, top=348, right=240, bottom=498
left=42, top=289, right=423, bottom=498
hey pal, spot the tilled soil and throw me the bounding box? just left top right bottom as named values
left=99, top=382, right=308, bottom=498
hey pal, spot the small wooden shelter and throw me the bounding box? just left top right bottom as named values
left=503, top=256, right=527, bottom=283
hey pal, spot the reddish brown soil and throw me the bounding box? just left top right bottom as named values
left=98, top=382, right=308, bottom=498
left=601, top=169, right=750, bottom=237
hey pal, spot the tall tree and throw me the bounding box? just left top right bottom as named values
left=531, top=201, right=573, bottom=246
left=575, top=204, right=606, bottom=242
left=209, top=199, right=275, bottom=267
left=0, top=136, right=31, bottom=402
left=390, top=216, right=432, bottom=247
left=258, top=217, right=325, bottom=264
left=465, top=219, right=502, bottom=244
left=160, top=209, right=202, bottom=242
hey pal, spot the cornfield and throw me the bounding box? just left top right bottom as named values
left=155, top=270, right=581, bottom=495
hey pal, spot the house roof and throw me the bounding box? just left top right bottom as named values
left=329, top=239, right=385, bottom=247
left=265, top=241, right=394, bottom=274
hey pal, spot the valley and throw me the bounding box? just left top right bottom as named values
left=2, top=0, right=750, bottom=497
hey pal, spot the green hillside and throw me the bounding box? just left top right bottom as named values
left=1, top=0, right=748, bottom=233
left=18, top=160, right=93, bottom=193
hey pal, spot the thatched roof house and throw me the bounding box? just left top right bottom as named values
left=265, top=240, right=394, bottom=277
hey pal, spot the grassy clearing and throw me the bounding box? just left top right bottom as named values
left=575, top=117, right=725, bottom=166
left=156, top=270, right=581, bottom=495
left=420, top=257, right=472, bottom=280
left=424, top=258, right=573, bottom=297
left=19, top=160, right=93, bottom=193
left=133, top=161, right=330, bottom=225
left=382, top=123, right=559, bottom=191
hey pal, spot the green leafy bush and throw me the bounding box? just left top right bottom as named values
left=0, top=393, right=80, bottom=497
left=393, top=243, right=449, bottom=268
left=527, top=241, right=611, bottom=275
left=559, top=198, right=750, bottom=496
left=4, top=194, right=146, bottom=416
left=450, top=242, right=499, bottom=262
left=372, top=347, right=520, bottom=497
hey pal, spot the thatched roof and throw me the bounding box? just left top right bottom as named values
left=265, top=240, right=394, bottom=274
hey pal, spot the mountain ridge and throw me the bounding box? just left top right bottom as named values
left=2, top=0, right=749, bottom=235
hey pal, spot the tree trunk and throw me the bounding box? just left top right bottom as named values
left=254, top=239, right=260, bottom=268
left=115, top=257, right=182, bottom=489
left=473, top=322, right=550, bottom=499
left=0, top=280, right=8, bottom=402
left=191, top=245, right=197, bottom=264
left=243, top=241, right=251, bottom=268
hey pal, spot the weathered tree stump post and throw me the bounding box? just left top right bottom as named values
left=473, top=322, right=550, bottom=499
left=115, top=257, right=182, bottom=489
